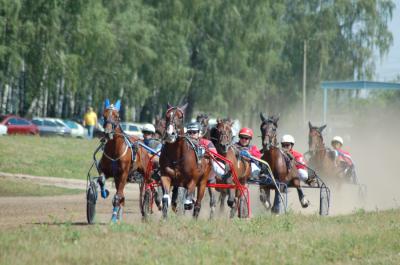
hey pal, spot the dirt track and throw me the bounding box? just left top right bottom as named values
left=0, top=172, right=146, bottom=229
left=1, top=171, right=383, bottom=229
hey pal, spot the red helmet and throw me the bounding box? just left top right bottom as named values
left=239, top=127, right=253, bottom=138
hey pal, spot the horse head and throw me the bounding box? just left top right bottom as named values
left=102, top=99, right=121, bottom=140
left=214, top=118, right=233, bottom=154
left=196, top=113, right=209, bottom=137
left=308, top=121, right=327, bottom=154
left=164, top=103, right=187, bottom=143
left=259, top=113, right=279, bottom=150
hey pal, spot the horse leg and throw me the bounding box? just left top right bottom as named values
left=208, top=187, right=216, bottom=220
left=160, top=176, right=172, bottom=219
left=193, top=179, right=208, bottom=219
left=154, top=185, right=163, bottom=211
left=297, top=187, right=309, bottom=208
left=111, top=174, right=127, bottom=223
left=97, top=174, right=109, bottom=199
left=171, top=185, right=178, bottom=212
left=226, top=176, right=235, bottom=208
left=259, top=186, right=271, bottom=210
left=219, top=190, right=227, bottom=211
left=185, top=179, right=197, bottom=211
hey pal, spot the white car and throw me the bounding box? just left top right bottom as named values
left=0, top=124, right=7, bottom=135
left=120, top=122, right=143, bottom=138
left=63, top=119, right=88, bottom=138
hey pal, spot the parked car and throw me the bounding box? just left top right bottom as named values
left=32, top=117, right=71, bottom=137
left=63, top=119, right=87, bottom=138
left=0, top=124, right=7, bottom=135
left=120, top=122, right=143, bottom=138
left=0, top=114, right=39, bottom=135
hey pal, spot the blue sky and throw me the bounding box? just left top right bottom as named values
left=375, top=0, right=400, bottom=81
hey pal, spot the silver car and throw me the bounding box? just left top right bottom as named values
left=32, top=117, right=72, bottom=137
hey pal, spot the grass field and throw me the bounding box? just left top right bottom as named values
left=0, top=210, right=399, bottom=264
left=1, top=135, right=400, bottom=264
left=0, top=177, right=83, bottom=196
left=0, top=135, right=99, bottom=179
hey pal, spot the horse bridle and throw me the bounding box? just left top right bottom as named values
left=261, top=120, right=278, bottom=150
left=103, top=108, right=120, bottom=140
left=164, top=107, right=184, bottom=143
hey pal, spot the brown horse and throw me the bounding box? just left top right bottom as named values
left=306, top=122, right=343, bottom=187
left=159, top=103, right=212, bottom=218
left=97, top=99, right=140, bottom=223
left=259, top=113, right=309, bottom=213
left=211, top=118, right=252, bottom=218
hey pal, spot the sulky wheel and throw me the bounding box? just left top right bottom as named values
left=238, top=194, right=249, bottom=218
left=86, top=180, right=98, bottom=224
left=142, top=189, right=152, bottom=220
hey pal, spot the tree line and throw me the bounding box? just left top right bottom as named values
left=0, top=0, right=395, bottom=124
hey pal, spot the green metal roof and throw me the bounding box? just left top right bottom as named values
left=321, top=81, right=400, bottom=90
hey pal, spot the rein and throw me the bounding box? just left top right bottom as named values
left=102, top=132, right=138, bottom=162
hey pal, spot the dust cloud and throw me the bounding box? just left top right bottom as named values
left=251, top=103, right=400, bottom=215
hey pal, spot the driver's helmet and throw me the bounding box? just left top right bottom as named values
left=331, top=136, right=343, bottom=145
left=187, top=122, right=201, bottom=132
left=281, top=134, right=295, bottom=144
left=238, top=127, right=254, bottom=139
left=142, top=123, right=156, bottom=134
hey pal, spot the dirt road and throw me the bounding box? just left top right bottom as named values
left=0, top=172, right=392, bottom=229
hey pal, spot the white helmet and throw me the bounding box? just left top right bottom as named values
left=332, top=136, right=343, bottom=145
left=142, top=123, right=155, bottom=134
left=281, top=134, right=295, bottom=144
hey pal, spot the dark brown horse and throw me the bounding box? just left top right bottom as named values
left=159, top=103, right=212, bottom=218
left=196, top=113, right=211, bottom=139
left=98, top=99, right=140, bottom=223
left=211, top=118, right=252, bottom=218
left=259, top=113, right=309, bottom=213
left=306, top=122, right=342, bottom=187
left=154, top=116, right=166, bottom=140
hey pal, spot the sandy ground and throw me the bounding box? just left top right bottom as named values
left=1, top=169, right=393, bottom=229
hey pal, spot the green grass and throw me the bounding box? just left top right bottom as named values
left=0, top=210, right=399, bottom=264
left=0, top=177, right=83, bottom=196
left=0, top=135, right=99, bottom=179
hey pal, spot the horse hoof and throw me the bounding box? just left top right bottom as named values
left=264, top=201, right=271, bottom=210
left=184, top=203, right=194, bottom=210
left=110, top=215, right=118, bottom=224
left=301, top=198, right=310, bottom=208
left=227, top=199, right=235, bottom=208
left=101, top=189, right=109, bottom=199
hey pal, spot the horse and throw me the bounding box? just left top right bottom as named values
left=259, top=113, right=309, bottom=213
left=154, top=116, right=166, bottom=140
left=306, top=122, right=344, bottom=187
left=159, top=103, right=213, bottom=218
left=210, top=118, right=252, bottom=218
left=196, top=113, right=211, bottom=139
left=97, top=99, right=141, bottom=223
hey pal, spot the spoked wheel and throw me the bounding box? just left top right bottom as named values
left=142, top=189, right=152, bottom=220
left=238, top=194, right=249, bottom=218
left=176, top=187, right=187, bottom=215
left=86, top=180, right=98, bottom=224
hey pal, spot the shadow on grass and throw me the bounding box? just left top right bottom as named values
left=32, top=221, right=110, bottom=226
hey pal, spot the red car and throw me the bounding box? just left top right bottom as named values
left=0, top=114, right=39, bottom=135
